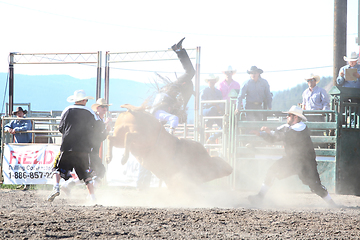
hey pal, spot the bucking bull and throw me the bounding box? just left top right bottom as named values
left=106, top=104, right=233, bottom=188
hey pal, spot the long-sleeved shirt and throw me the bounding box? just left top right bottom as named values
left=4, top=118, right=32, bottom=143
left=336, top=64, right=360, bottom=88
left=236, top=77, right=272, bottom=110
left=59, top=105, right=98, bottom=152
left=260, top=122, right=316, bottom=163
left=216, top=79, right=240, bottom=100
left=302, top=85, right=330, bottom=110
left=200, top=87, right=223, bottom=109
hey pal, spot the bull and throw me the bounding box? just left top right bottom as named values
left=106, top=104, right=233, bottom=188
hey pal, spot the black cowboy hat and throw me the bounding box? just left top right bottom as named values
left=247, top=66, right=263, bottom=74
left=12, top=107, right=28, bottom=115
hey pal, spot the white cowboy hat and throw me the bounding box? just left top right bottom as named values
left=91, top=98, right=112, bottom=112
left=222, top=66, right=237, bottom=75
left=283, top=105, right=307, bottom=121
left=343, top=52, right=358, bottom=62
left=304, top=74, right=320, bottom=83
left=204, top=74, right=219, bottom=83
left=67, top=90, right=94, bottom=103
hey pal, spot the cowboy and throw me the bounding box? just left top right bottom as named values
left=4, top=107, right=32, bottom=143
left=236, top=66, right=272, bottom=121
left=248, top=105, right=337, bottom=207
left=90, top=98, right=111, bottom=181
left=201, top=74, right=224, bottom=143
left=150, top=37, right=195, bottom=134
left=60, top=98, right=111, bottom=195
left=302, top=74, right=330, bottom=111
left=217, top=66, right=240, bottom=100
left=337, top=52, right=360, bottom=89
left=47, top=90, right=99, bottom=202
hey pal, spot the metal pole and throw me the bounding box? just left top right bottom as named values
left=194, top=46, right=201, bottom=141
left=104, top=52, right=110, bottom=104
left=8, top=53, right=14, bottom=117
left=359, top=0, right=360, bottom=48
left=96, top=51, right=102, bottom=100
left=333, top=0, right=347, bottom=86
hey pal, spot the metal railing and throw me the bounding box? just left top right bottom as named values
left=199, top=99, right=229, bottom=158
left=233, top=108, right=337, bottom=191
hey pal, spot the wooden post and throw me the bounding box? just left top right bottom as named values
left=333, top=0, right=347, bottom=86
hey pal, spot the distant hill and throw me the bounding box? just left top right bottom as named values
left=0, top=73, right=198, bottom=123
left=0, top=73, right=335, bottom=122
left=0, top=73, right=155, bottom=112
left=272, top=76, right=334, bottom=111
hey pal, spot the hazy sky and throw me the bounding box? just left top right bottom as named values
left=0, top=0, right=359, bottom=92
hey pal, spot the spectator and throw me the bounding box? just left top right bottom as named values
left=236, top=66, right=272, bottom=121
left=248, top=105, right=337, bottom=207
left=47, top=90, right=99, bottom=202
left=336, top=52, right=360, bottom=89
left=4, top=106, right=32, bottom=191
left=200, top=74, right=224, bottom=143
left=4, top=107, right=32, bottom=143
left=302, top=74, right=330, bottom=121
left=217, top=66, right=240, bottom=101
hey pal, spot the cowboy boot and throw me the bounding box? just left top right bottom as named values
left=171, top=37, right=185, bottom=52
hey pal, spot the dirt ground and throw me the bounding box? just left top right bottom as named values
left=1, top=185, right=360, bottom=239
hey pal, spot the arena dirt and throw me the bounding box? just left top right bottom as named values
left=1, top=186, right=360, bottom=239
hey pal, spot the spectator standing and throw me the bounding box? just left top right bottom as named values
left=217, top=66, right=240, bottom=101
left=336, top=52, right=360, bottom=89
left=4, top=106, right=32, bottom=190
left=47, top=90, right=99, bottom=202
left=236, top=66, right=272, bottom=121
left=200, top=74, right=224, bottom=143
left=248, top=105, right=337, bottom=207
left=4, top=107, right=32, bottom=143
left=302, top=74, right=330, bottom=121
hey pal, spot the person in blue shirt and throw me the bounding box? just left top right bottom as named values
left=236, top=66, right=272, bottom=121
left=4, top=107, right=33, bottom=191
left=4, top=107, right=32, bottom=143
left=336, top=52, right=360, bottom=89
left=200, top=74, right=224, bottom=143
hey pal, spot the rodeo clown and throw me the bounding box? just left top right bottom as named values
left=47, top=90, right=101, bottom=202
left=248, top=105, right=337, bottom=207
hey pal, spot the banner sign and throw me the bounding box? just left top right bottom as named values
left=2, top=144, right=163, bottom=187
left=2, top=144, right=60, bottom=185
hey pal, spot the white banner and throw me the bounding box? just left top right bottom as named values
left=2, top=144, right=164, bottom=188
left=2, top=144, right=60, bottom=185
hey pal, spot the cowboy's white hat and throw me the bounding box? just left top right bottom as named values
left=204, top=74, right=219, bottom=83
left=67, top=90, right=94, bottom=103
left=91, top=98, right=112, bottom=112
left=283, top=105, right=307, bottom=121
left=304, top=74, right=320, bottom=84
left=222, top=65, right=237, bottom=75
left=343, top=52, right=358, bottom=62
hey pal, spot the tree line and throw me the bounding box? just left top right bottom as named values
left=272, top=76, right=333, bottom=111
